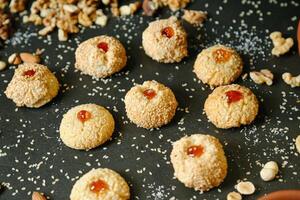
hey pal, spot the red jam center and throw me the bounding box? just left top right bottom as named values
left=161, top=27, right=174, bottom=38
left=213, top=48, right=232, bottom=63
left=23, top=69, right=36, bottom=77
left=77, top=110, right=91, bottom=122
left=187, top=145, right=204, bottom=157
left=225, top=90, right=243, bottom=104
left=143, top=89, right=156, bottom=100
left=90, top=179, right=108, bottom=193
left=97, top=42, right=109, bottom=53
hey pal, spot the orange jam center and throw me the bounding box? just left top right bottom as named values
left=97, top=42, right=109, bottom=53
left=143, top=89, right=156, bottom=100
left=23, top=69, right=36, bottom=77
left=213, top=48, right=232, bottom=63
left=90, top=179, right=108, bottom=193
left=187, top=145, right=204, bottom=157
left=161, top=27, right=174, bottom=38
left=225, top=90, right=243, bottom=103
left=77, top=110, right=91, bottom=122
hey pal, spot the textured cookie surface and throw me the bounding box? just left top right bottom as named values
left=5, top=63, right=59, bottom=108
left=70, top=168, right=130, bottom=200
left=142, top=17, right=188, bottom=63
left=124, top=80, right=178, bottom=129
left=204, top=84, right=259, bottom=129
left=193, top=44, right=243, bottom=86
left=75, top=35, right=127, bottom=78
left=170, top=134, right=228, bottom=192
left=60, top=104, right=115, bottom=150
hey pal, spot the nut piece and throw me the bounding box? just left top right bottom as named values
left=249, top=69, right=274, bottom=86
left=227, top=191, right=242, bottom=200
left=0, top=10, right=11, bottom=41
left=32, top=191, right=46, bottom=200
left=282, top=72, right=300, bottom=88
left=260, top=161, right=279, bottom=181
left=142, top=0, right=159, bottom=16
left=20, top=52, right=40, bottom=63
left=270, top=31, right=294, bottom=57
left=8, top=53, right=22, bottom=65
left=0, top=60, right=7, bottom=71
left=297, top=20, right=300, bottom=55
left=182, top=9, right=207, bottom=26
left=236, top=181, right=255, bottom=195
left=9, top=0, right=26, bottom=13
left=58, top=29, right=68, bottom=41
left=296, top=135, right=300, bottom=154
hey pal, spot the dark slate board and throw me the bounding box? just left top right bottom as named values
left=0, top=0, right=299, bottom=199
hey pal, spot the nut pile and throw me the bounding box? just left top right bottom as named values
left=270, top=31, right=294, bottom=57
left=260, top=161, right=279, bottom=181
left=282, top=72, right=300, bottom=88
left=0, top=9, right=11, bottom=41
left=249, top=69, right=274, bottom=86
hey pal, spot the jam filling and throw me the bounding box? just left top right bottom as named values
left=213, top=48, right=232, bottom=63
left=97, top=42, right=109, bottom=53
left=143, top=89, right=156, bottom=100
left=23, top=69, right=36, bottom=77
left=187, top=145, right=204, bottom=157
left=225, top=90, right=243, bottom=104
left=77, top=110, right=92, bottom=122
left=90, top=179, right=108, bottom=193
left=161, top=27, right=174, bottom=38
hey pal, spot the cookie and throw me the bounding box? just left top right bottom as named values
left=4, top=63, right=59, bottom=108
left=170, top=134, right=228, bottom=192
left=60, top=104, right=115, bottom=150
left=204, top=84, right=259, bottom=129
left=75, top=35, right=127, bottom=78
left=193, top=44, right=243, bottom=87
left=124, top=80, right=178, bottom=129
left=142, top=17, right=188, bottom=63
left=70, top=168, right=130, bottom=200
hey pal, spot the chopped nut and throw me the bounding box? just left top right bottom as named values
left=270, top=31, right=294, bottom=57
left=296, top=135, right=300, bottom=153
left=142, top=0, right=159, bottom=16
left=120, top=5, right=131, bottom=16
left=260, top=161, right=279, bottom=181
left=58, top=28, right=68, bottom=41
left=0, top=0, right=8, bottom=9
left=0, top=60, right=7, bottom=71
left=236, top=181, right=255, bottom=195
left=102, top=0, right=110, bottom=5
left=130, top=2, right=142, bottom=14
left=32, top=191, right=46, bottom=200
left=182, top=9, right=207, bottom=26
left=227, top=191, right=242, bottom=200
left=20, top=52, right=40, bottom=63
left=63, top=4, right=79, bottom=13
left=9, top=0, right=26, bottom=13
left=78, top=11, right=93, bottom=27
left=249, top=69, right=274, bottom=86
left=282, top=72, right=300, bottom=88
left=8, top=53, right=22, bottom=65
left=297, top=20, right=300, bottom=55
left=95, top=15, right=108, bottom=27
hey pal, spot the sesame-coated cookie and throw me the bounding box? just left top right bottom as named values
left=170, top=134, right=228, bottom=192
left=124, top=80, right=178, bottom=129
left=5, top=63, right=59, bottom=108
left=193, top=44, right=243, bottom=87
left=142, top=17, right=188, bottom=63
left=75, top=35, right=127, bottom=78
left=60, top=104, right=115, bottom=150
left=70, top=168, right=130, bottom=200
left=204, top=84, right=259, bottom=129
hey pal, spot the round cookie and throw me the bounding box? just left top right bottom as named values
left=204, top=84, right=259, bottom=129
left=142, top=17, right=188, bottom=63
left=4, top=63, right=59, bottom=108
left=124, top=80, right=178, bottom=129
left=170, top=134, right=228, bottom=192
left=75, top=35, right=127, bottom=78
left=60, top=104, right=115, bottom=150
left=193, top=44, right=243, bottom=87
left=70, top=168, right=130, bottom=200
